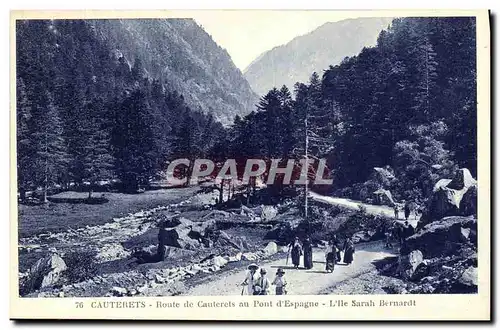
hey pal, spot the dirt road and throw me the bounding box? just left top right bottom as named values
left=184, top=241, right=396, bottom=296
left=309, top=192, right=420, bottom=228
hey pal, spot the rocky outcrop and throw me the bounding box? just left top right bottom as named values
left=262, top=242, right=278, bottom=256
left=424, top=168, right=477, bottom=225
left=373, top=188, right=395, bottom=206
left=22, top=253, right=67, bottom=293
left=393, top=214, right=478, bottom=294
left=160, top=218, right=216, bottom=250
left=397, top=250, right=424, bottom=280
left=402, top=216, right=477, bottom=257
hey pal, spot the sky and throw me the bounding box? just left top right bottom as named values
left=188, top=11, right=374, bottom=71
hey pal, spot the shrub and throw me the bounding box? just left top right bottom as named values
left=62, top=250, right=98, bottom=283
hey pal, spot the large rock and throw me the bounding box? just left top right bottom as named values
left=227, top=252, right=242, bottom=263
left=162, top=225, right=199, bottom=249
left=211, top=256, right=228, bottom=268
left=373, top=188, right=395, bottom=206
left=262, top=242, right=278, bottom=255
left=459, top=266, right=478, bottom=287
left=24, top=254, right=67, bottom=292
left=426, top=168, right=477, bottom=223
left=398, top=250, right=424, bottom=280
left=459, top=184, right=477, bottom=216
left=163, top=246, right=196, bottom=259
left=403, top=216, right=477, bottom=258
left=110, top=286, right=128, bottom=297
left=261, top=206, right=278, bottom=221
left=242, top=252, right=258, bottom=261
left=95, top=243, right=131, bottom=262
left=160, top=218, right=216, bottom=250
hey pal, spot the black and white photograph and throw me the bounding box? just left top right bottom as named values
left=10, top=9, right=489, bottom=320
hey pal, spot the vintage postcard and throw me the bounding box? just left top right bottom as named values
left=10, top=9, right=490, bottom=320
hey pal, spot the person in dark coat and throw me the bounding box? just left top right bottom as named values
left=302, top=237, right=313, bottom=269
left=342, top=237, right=355, bottom=265
left=157, top=222, right=167, bottom=261
left=289, top=237, right=302, bottom=269
left=325, top=240, right=336, bottom=273
left=404, top=201, right=411, bottom=220
left=331, top=234, right=341, bottom=262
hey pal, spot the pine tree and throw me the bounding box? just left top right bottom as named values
left=112, top=89, right=157, bottom=192
left=81, top=99, right=114, bottom=198
left=16, top=78, right=33, bottom=201
left=30, top=91, right=69, bottom=202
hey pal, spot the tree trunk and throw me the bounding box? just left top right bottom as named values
left=19, top=188, right=26, bottom=202
left=218, top=180, right=224, bottom=204
left=43, top=186, right=48, bottom=203
left=246, top=185, right=251, bottom=205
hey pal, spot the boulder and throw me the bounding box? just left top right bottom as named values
left=211, top=256, right=228, bottom=268
left=110, top=286, right=127, bottom=297
left=24, top=254, right=67, bottom=292
left=95, top=243, right=131, bottom=262
left=447, top=168, right=477, bottom=190
left=262, top=242, right=278, bottom=255
left=261, top=206, right=278, bottom=221
left=398, top=250, right=424, bottom=280
left=233, top=237, right=249, bottom=251
left=426, top=168, right=477, bottom=223
left=242, top=252, right=258, bottom=261
left=373, top=188, right=395, bottom=206
left=216, top=230, right=243, bottom=250
left=164, top=246, right=196, bottom=259
left=131, top=245, right=159, bottom=264
left=459, top=185, right=477, bottom=216
left=155, top=274, right=166, bottom=283
left=162, top=225, right=197, bottom=249
left=459, top=266, right=478, bottom=287
left=403, top=216, right=477, bottom=258
left=411, top=260, right=430, bottom=282
left=227, top=252, right=242, bottom=263
left=460, top=227, right=471, bottom=242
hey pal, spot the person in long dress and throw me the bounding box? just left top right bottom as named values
left=302, top=237, right=313, bottom=269
left=331, top=234, right=341, bottom=262
left=343, top=237, right=355, bottom=265
left=325, top=240, right=336, bottom=273
left=241, top=263, right=259, bottom=295
left=289, top=237, right=302, bottom=269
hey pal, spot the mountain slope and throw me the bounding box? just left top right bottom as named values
left=244, top=17, right=393, bottom=96
left=90, top=19, right=258, bottom=124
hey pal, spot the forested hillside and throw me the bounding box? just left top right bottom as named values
left=16, top=17, right=477, bottom=206
left=244, top=17, right=392, bottom=96
left=89, top=19, right=258, bottom=123
left=220, top=17, right=477, bottom=203
left=16, top=19, right=227, bottom=199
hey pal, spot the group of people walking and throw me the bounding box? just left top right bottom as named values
left=393, top=200, right=420, bottom=220
left=240, top=234, right=356, bottom=295
left=288, top=235, right=355, bottom=273
left=241, top=264, right=287, bottom=295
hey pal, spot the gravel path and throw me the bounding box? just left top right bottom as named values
left=182, top=241, right=396, bottom=296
